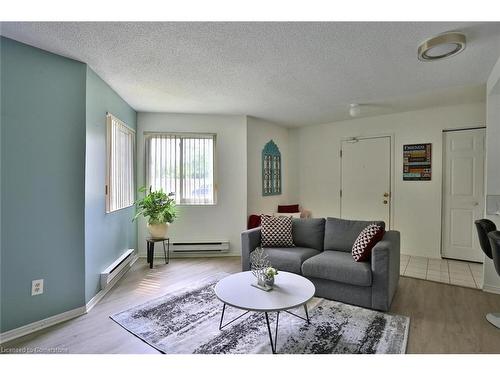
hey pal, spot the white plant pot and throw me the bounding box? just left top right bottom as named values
left=147, top=222, right=170, bottom=239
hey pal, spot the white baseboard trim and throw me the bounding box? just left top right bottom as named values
left=0, top=306, right=86, bottom=344
left=0, top=255, right=138, bottom=345
left=86, top=255, right=138, bottom=312
left=483, top=283, right=500, bottom=295
left=138, top=252, right=241, bottom=259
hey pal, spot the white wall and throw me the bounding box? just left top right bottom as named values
left=288, top=130, right=300, bottom=204
left=484, top=56, right=500, bottom=294
left=247, top=117, right=291, bottom=216
left=137, top=113, right=247, bottom=256
left=135, top=101, right=490, bottom=263
left=290, top=102, right=486, bottom=259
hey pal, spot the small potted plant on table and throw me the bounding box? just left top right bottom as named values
left=133, top=186, right=177, bottom=238
left=263, top=267, right=278, bottom=287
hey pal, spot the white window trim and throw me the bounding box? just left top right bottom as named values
left=144, top=132, right=217, bottom=206
left=105, top=113, right=136, bottom=213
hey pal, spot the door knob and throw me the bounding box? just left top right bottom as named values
left=383, top=200, right=388, bottom=204
left=473, top=202, right=479, bottom=206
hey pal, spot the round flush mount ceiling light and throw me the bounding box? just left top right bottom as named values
left=418, top=32, right=466, bottom=62
left=349, top=103, right=361, bottom=117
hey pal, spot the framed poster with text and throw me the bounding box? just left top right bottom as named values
left=403, top=143, right=432, bottom=181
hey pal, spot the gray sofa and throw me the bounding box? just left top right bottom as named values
left=241, top=217, right=400, bottom=311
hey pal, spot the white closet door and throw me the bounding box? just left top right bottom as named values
left=442, top=128, right=485, bottom=262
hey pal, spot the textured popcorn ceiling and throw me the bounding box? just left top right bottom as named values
left=1, top=22, right=499, bottom=126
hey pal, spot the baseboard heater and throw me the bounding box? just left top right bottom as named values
left=171, top=241, right=230, bottom=254
left=100, top=249, right=135, bottom=289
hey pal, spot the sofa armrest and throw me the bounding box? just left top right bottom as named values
left=241, top=227, right=262, bottom=271
left=371, top=230, right=400, bottom=311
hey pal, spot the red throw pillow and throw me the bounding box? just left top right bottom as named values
left=352, top=224, right=385, bottom=262
left=277, top=204, right=300, bottom=213
left=247, top=215, right=262, bottom=229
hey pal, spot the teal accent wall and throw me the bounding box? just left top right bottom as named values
left=0, top=37, right=137, bottom=333
left=85, top=67, right=137, bottom=303
left=1, top=37, right=87, bottom=332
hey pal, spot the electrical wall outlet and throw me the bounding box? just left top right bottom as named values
left=32, top=279, right=44, bottom=296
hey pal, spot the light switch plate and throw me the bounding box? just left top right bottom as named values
left=32, top=279, right=44, bottom=296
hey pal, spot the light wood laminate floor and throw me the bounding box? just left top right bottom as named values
left=2, top=257, right=500, bottom=354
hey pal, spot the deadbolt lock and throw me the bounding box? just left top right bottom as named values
left=383, top=192, right=390, bottom=197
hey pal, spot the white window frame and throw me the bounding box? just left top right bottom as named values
left=145, top=132, right=217, bottom=206
left=106, top=113, right=135, bottom=213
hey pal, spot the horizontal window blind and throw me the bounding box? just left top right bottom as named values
left=146, top=133, right=215, bottom=205
left=106, top=114, right=135, bottom=213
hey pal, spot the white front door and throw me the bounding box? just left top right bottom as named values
left=341, top=136, right=391, bottom=226
left=442, top=128, right=486, bottom=262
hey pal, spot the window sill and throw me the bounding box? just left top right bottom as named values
left=177, top=203, right=217, bottom=207
left=105, top=203, right=134, bottom=214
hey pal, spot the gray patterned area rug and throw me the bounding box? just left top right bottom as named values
left=110, top=274, right=409, bottom=354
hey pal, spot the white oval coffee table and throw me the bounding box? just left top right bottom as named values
left=214, top=271, right=315, bottom=353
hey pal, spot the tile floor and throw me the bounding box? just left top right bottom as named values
left=400, top=255, right=483, bottom=289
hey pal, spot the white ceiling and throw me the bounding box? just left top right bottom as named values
left=1, top=22, right=500, bottom=127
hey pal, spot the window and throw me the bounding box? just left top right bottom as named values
left=106, top=113, right=135, bottom=213
left=146, top=133, right=216, bottom=205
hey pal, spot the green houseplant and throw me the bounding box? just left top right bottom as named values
left=133, top=186, right=177, bottom=238
left=264, top=267, right=278, bottom=287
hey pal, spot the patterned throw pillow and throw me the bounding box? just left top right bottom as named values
left=261, top=214, right=294, bottom=248
left=352, top=224, right=385, bottom=262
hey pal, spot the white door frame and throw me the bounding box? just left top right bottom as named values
left=440, top=126, right=486, bottom=260
left=339, top=134, right=395, bottom=230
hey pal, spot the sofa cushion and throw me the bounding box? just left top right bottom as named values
left=324, top=217, right=385, bottom=252
left=292, top=218, right=325, bottom=251
left=275, top=212, right=302, bottom=219
left=261, top=247, right=320, bottom=275
left=301, top=251, right=372, bottom=287
left=352, top=224, right=385, bottom=262
left=261, top=215, right=294, bottom=247
left=278, top=204, right=300, bottom=213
